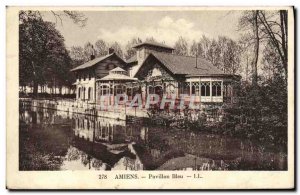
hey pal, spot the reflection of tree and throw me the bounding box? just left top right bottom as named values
left=122, top=157, right=135, bottom=170
left=66, top=146, right=81, bottom=161
left=92, top=159, right=103, bottom=170
left=81, top=153, right=90, bottom=167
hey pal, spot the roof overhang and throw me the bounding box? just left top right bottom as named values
left=70, top=53, right=127, bottom=72
left=184, top=74, right=241, bottom=80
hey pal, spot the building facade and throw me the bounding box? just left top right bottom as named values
left=71, top=42, right=240, bottom=109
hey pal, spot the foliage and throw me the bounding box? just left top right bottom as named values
left=110, top=42, right=123, bottom=58
left=124, top=37, right=142, bottom=60
left=69, top=46, right=85, bottom=66
left=95, top=39, right=109, bottom=57
left=174, top=36, right=189, bottom=56
left=19, top=11, right=74, bottom=96
left=190, top=35, right=242, bottom=74
left=222, top=75, right=287, bottom=148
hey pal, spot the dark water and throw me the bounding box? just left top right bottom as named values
left=19, top=106, right=287, bottom=171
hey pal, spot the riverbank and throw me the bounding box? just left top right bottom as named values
left=20, top=98, right=149, bottom=121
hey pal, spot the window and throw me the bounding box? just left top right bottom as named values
left=101, top=85, right=109, bottom=95
left=114, top=85, right=125, bottom=95
left=184, top=82, right=190, bottom=95
left=78, top=88, right=81, bottom=98
left=83, top=87, right=86, bottom=100
left=166, top=84, right=175, bottom=96
left=88, top=87, right=93, bottom=100
left=191, top=82, right=200, bottom=96
left=212, top=81, right=222, bottom=96
left=201, top=82, right=210, bottom=96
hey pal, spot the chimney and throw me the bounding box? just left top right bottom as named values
left=90, top=45, right=95, bottom=60
left=108, top=48, right=115, bottom=54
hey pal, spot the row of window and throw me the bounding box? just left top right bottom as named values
left=80, top=82, right=223, bottom=100
left=78, top=87, right=93, bottom=100
left=77, top=74, right=93, bottom=81
left=181, top=81, right=222, bottom=97
left=98, top=85, right=127, bottom=96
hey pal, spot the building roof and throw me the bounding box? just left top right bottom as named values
left=145, top=52, right=230, bottom=77
left=99, top=67, right=137, bottom=81
left=98, top=74, right=138, bottom=81
left=126, top=55, right=137, bottom=64
left=110, top=67, right=126, bottom=72
left=70, top=53, right=126, bottom=72
left=132, top=41, right=174, bottom=50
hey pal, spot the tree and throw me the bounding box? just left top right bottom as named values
left=206, top=39, right=221, bottom=68
left=46, top=10, right=88, bottom=27
left=218, top=37, right=242, bottom=74
left=145, top=37, right=157, bottom=43
left=199, top=35, right=212, bottom=59
left=19, top=11, right=73, bottom=97
left=83, top=42, right=94, bottom=62
left=257, top=10, right=288, bottom=77
left=124, top=37, right=142, bottom=60
left=190, top=36, right=242, bottom=74
left=110, top=42, right=123, bottom=58
left=190, top=40, right=204, bottom=57
left=94, top=39, right=108, bottom=57
left=69, top=46, right=85, bottom=66
left=239, top=11, right=261, bottom=86
left=261, top=36, right=287, bottom=82
left=174, top=36, right=189, bottom=56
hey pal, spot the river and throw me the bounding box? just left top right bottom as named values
left=19, top=106, right=287, bottom=171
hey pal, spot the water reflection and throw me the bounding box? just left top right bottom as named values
left=19, top=107, right=287, bottom=171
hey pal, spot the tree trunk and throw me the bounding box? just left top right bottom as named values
left=280, top=10, right=288, bottom=76
left=33, top=81, right=38, bottom=98
left=252, top=11, right=260, bottom=86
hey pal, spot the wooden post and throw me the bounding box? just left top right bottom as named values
left=199, top=77, right=201, bottom=105
left=221, top=80, right=224, bottom=102
left=189, top=81, right=192, bottom=96
left=210, top=79, right=212, bottom=102
left=112, top=81, right=115, bottom=106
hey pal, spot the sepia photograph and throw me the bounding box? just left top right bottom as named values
left=7, top=6, right=294, bottom=189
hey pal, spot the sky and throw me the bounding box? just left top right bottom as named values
left=42, top=10, right=243, bottom=49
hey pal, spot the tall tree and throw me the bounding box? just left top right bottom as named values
left=94, top=39, right=108, bottom=57
left=239, top=10, right=261, bottom=86
left=110, top=42, right=123, bottom=58
left=190, top=40, right=204, bottom=57
left=257, top=10, right=288, bottom=76
left=124, top=37, right=142, bottom=60
left=174, top=36, right=189, bottom=56
left=19, top=11, right=73, bottom=97
left=206, top=39, right=221, bottom=68
left=69, top=46, right=85, bottom=66
left=83, top=42, right=94, bottom=61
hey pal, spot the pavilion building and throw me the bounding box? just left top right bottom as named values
left=71, top=42, right=240, bottom=110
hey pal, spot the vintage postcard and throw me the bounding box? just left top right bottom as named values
left=6, top=6, right=294, bottom=189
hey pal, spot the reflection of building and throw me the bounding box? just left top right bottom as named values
left=71, top=42, right=240, bottom=108
left=72, top=114, right=146, bottom=170
left=73, top=114, right=147, bottom=144
left=157, top=154, right=213, bottom=170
